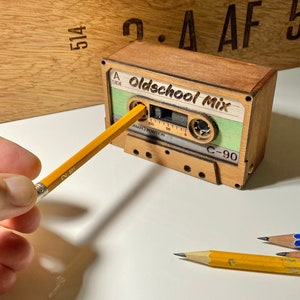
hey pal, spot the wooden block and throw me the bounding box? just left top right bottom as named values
left=1, top=1, right=294, bottom=123
left=101, top=41, right=277, bottom=188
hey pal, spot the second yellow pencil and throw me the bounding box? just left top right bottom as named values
left=175, top=250, right=300, bottom=276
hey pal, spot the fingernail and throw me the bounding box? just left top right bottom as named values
left=3, top=175, right=36, bottom=207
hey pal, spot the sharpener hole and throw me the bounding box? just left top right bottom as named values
left=184, top=165, right=191, bottom=172
left=158, top=34, right=166, bottom=43
left=128, top=100, right=148, bottom=121
left=198, top=172, right=206, bottom=179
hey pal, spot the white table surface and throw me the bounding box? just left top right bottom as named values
left=1, top=66, right=300, bottom=300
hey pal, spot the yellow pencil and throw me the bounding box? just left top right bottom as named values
left=35, top=104, right=146, bottom=201
left=174, top=250, right=300, bottom=276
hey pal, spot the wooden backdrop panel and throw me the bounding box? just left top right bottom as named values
left=1, top=0, right=299, bottom=122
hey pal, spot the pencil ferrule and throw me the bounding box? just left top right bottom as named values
left=35, top=182, right=49, bottom=202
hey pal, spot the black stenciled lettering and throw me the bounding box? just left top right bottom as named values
left=207, top=146, right=215, bottom=154
left=165, top=85, right=175, bottom=97
left=142, top=80, right=153, bottom=91
left=138, top=77, right=144, bottom=89
left=123, top=18, right=144, bottom=41
left=219, top=101, right=231, bottom=112
left=218, top=4, right=238, bottom=52
left=215, top=98, right=222, bottom=109
left=223, top=150, right=230, bottom=159
left=174, top=90, right=183, bottom=99
left=129, top=77, right=139, bottom=87
left=243, top=1, right=262, bottom=48
left=128, top=75, right=201, bottom=104
left=68, top=26, right=86, bottom=35
left=223, top=150, right=238, bottom=161
left=183, top=93, right=193, bottom=102
left=150, top=84, right=158, bottom=93
left=202, top=95, right=231, bottom=112
left=287, top=0, right=300, bottom=40
left=158, top=86, right=166, bottom=94
left=68, top=26, right=88, bottom=51
left=113, top=72, right=121, bottom=81
left=179, top=10, right=197, bottom=51
left=192, top=91, right=201, bottom=104
left=202, top=96, right=218, bottom=107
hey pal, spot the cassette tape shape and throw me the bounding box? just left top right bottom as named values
left=101, top=41, right=277, bottom=189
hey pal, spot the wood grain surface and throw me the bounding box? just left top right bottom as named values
left=1, top=1, right=298, bottom=122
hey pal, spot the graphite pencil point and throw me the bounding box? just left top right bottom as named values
left=257, top=234, right=300, bottom=249
left=276, top=252, right=288, bottom=257
left=174, top=249, right=300, bottom=275
left=174, top=253, right=186, bottom=258
left=275, top=251, right=300, bottom=258
left=257, top=236, right=269, bottom=241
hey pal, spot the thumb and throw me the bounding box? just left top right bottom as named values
left=0, top=175, right=37, bottom=221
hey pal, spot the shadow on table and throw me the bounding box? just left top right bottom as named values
left=246, top=112, right=300, bottom=189
left=1, top=226, right=97, bottom=300
left=2, top=165, right=162, bottom=300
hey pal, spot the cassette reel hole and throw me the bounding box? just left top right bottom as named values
left=189, top=115, right=218, bottom=144
left=128, top=100, right=148, bottom=121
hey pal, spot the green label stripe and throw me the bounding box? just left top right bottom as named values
left=111, top=88, right=135, bottom=116
left=212, top=116, right=242, bottom=152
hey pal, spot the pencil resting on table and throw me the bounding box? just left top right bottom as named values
left=174, top=250, right=300, bottom=276
left=35, top=104, right=146, bottom=201
left=258, top=233, right=300, bottom=249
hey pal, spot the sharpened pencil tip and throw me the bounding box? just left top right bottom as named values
left=257, top=236, right=269, bottom=241
left=276, top=252, right=288, bottom=257
left=174, top=253, right=186, bottom=258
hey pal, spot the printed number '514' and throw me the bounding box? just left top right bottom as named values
left=68, top=26, right=88, bottom=50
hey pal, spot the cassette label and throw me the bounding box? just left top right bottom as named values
left=109, top=68, right=244, bottom=165
left=110, top=69, right=244, bottom=121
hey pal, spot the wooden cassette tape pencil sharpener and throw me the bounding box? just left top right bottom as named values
left=101, top=41, right=277, bottom=189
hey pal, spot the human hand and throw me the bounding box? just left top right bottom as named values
left=0, top=137, right=41, bottom=294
